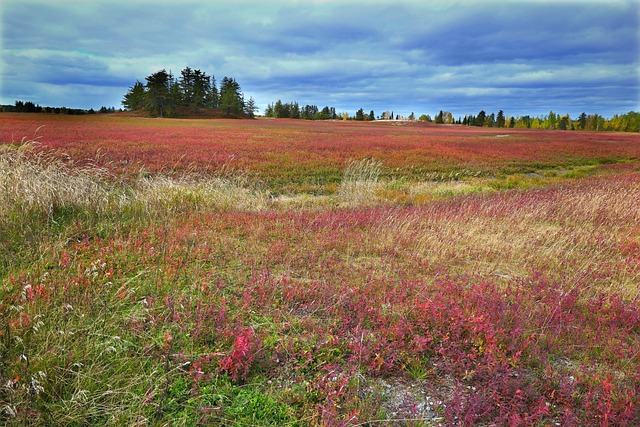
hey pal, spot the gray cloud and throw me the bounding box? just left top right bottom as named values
left=1, top=0, right=638, bottom=116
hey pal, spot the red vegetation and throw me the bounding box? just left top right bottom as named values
left=2, top=114, right=638, bottom=182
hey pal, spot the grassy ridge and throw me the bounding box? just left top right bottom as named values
left=1, top=119, right=639, bottom=425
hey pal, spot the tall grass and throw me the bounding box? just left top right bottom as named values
left=0, top=141, right=269, bottom=221
left=131, top=172, right=269, bottom=214
left=0, top=141, right=111, bottom=220
left=336, top=158, right=382, bottom=206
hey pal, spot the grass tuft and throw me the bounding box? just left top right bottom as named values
left=337, top=158, right=382, bottom=207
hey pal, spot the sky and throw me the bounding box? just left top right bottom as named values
left=1, top=0, right=639, bottom=118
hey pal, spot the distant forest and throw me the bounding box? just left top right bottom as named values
left=267, top=100, right=640, bottom=132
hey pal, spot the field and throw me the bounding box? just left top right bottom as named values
left=1, top=113, right=639, bottom=426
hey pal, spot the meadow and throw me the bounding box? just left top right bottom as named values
left=1, top=113, right=639, bottom=426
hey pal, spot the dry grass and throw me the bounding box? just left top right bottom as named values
left=337, top=158, right=382, bottom=207
left=0, top=141, right=111, bottom=219
left=375, top=176, right=640, bottom=298
left=131, top=173, right=270, bottom=213
left=0, top=141, right=270, bottom=225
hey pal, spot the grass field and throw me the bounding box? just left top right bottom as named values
left=1, top=113, right=639, bottom=426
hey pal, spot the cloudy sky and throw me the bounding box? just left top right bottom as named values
left=2, top=0, right=639, bottom=118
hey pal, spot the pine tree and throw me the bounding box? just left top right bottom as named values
left=219, top=77, right=244, bottom=116
left=122, top=81, right=146, bottom=111
left=497, top=110, right=505, bottom=128
left=578, top=112, right=587, bottom=130
left=209, top=75, right=219, bottom=108
left=476, top=110, right=486, bottom=127
left=145, top=70, right=171, bottom=117
left=244, top=96, right=258, bottom=118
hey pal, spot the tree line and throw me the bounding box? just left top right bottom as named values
left=121, top=67, right=257, bottom=118
left=429, top=109, right=640, bottom=132
left=264, top=101, right=414, bottom=122
left=1, top=101, right=116, bottom=115
left=264, top=102, right=639, bottom=132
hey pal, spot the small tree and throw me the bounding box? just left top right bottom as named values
left=122, top=81, right=146, bottom=111
left=219, top=77, right=244, bottom=116
left=578, top=112, right=587, bottom=130
left=244, top=96, right=258, bottom=118
left=476, top=110, right=486, bottom=127
left=497, top=110, right=505, bottom=128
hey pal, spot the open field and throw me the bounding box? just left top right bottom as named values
left=2, top=114, right=639, bottom=193
left=1, top=114, right=639, bottom=425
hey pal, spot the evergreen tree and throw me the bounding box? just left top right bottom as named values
left=476, top=110, right=486, bottom=127
left=209, top=75, right=219, bottom=108
left=578, top=112, right=587, bottom=130
left=291, top=102, right=301, bottom=119
left=219, top=77, right=244, bottom=116
left=145, top=69, right=171, bottom=117
left=122, top=81, right=146, bottom=111
left=244, top=96, right=258, bottom=118
left=180, top=67, right=195, bottom=105
left=496, top=110, right=505, bottom=128
left=273, top=100, right=287, bottom=118
left=558, top=114, right=571, bottom=130
left=488, top=112, right=496, bottom=127
left=319, top=106, right=332, bottom=120
left=264, top=103, right=274, bottom=117
left=303, top=105, right=318, bottom=120
left=171, top=75, right=182, bottom=110
left=369, top=110, right=375, bottom=121
left=191, top=69, right=211, bottom=110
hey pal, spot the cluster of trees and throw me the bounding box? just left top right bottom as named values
left=354, top=108, right=376, bottom=121
left=349, top=109, right=416, bottom=121
left=122, top=67, right=257, bottom=118
left=458, top=110, right=640, bottom=132
left=263, top=100, right=338, bottom=120
left=1, top=101, right=117, bottom=115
